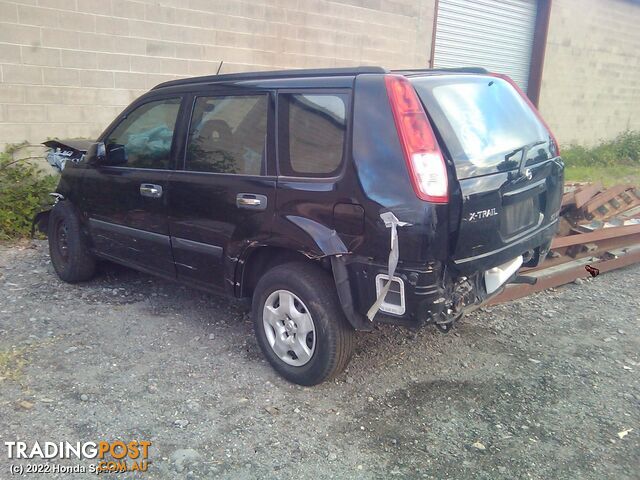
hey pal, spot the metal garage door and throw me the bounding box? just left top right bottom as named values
left=433, top=0, right=537, bottom=92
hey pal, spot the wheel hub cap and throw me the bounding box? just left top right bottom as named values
left=262, top=290, right=316, bottom=367
left=285, top=319, right=297, bottom=334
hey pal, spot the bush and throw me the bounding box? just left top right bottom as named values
left=0, top=146, right=58, bottom=240
left=562, top=130, right=640, bottom=168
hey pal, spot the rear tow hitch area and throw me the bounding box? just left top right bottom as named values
left=432, top=275, right=477, bottom=333
left=434, top=317, right=459, bottom=333
left=431, top=267, right=534, bottom=333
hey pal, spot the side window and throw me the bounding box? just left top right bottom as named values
left=278, top=93, right=348, bottom=177
left=105, top=98, right=181, bottom=169
left=186, top=95, right=268, bottom=175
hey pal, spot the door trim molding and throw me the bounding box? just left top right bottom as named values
left=172, top=237, right=223, bottom=259
left=89, top=218, right=170, bottom=244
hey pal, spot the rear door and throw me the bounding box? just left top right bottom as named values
left=82, top=96, right=183, bottom=277
left=411, top=75, right=563, bottom=272
left=168, top=90, right=276, bottom=293
left=273, top=90, right=353, bottom=250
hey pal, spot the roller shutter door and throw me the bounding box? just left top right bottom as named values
left=433, top=0, right=537, bottom=92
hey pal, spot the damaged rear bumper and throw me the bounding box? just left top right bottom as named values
left=339, top=220, right=557, bottom=330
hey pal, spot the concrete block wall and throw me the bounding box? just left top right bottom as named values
left=0, top=0, right=436, bottom=148
left=539, top=0, right=640, bottom=146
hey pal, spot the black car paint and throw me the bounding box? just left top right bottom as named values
left=351, top=74, right=451, bottom=264
left=452, top=158, right=563, bottom=274
left=46, top=68, right=563, bottom=331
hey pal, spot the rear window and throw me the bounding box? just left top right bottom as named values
left=411, top=75, right=551, bottom=179
left=278, top=93, right=348, bottom=177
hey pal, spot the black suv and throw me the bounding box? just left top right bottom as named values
left=38, top=66, right=563, bottom=385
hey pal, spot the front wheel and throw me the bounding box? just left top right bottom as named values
left=48, top=201, right=96, bottom=283
left=252, top=262, right=355, bottom=386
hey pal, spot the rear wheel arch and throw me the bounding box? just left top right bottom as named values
left=237, top=246, right=373, bottom=332
left=237, top=246, right=330, bottom=298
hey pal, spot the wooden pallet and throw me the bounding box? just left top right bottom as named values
left=561, top=183, right=640, bottom=224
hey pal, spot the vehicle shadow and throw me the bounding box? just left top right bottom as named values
left=80, top=257, right=486, bottom=380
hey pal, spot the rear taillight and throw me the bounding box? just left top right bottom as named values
left=385, top=74, right=449, bottom=204
left=490, top=73, right=560, bottom=156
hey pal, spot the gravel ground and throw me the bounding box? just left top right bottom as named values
left=0, top=240, right=638, bottom=479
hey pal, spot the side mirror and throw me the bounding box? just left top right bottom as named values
left=105, top=144, right=127, bottom=165
left=86, top=142, right=106, bottom=165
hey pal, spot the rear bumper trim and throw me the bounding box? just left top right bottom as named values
left=484, top=255, right=523, bottom=294
left=454, top=219, right=558, bottom=265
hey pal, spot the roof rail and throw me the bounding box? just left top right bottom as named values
left=392, top=67, right=489, bottom=75
left=153, top=66, right=388, bottom=90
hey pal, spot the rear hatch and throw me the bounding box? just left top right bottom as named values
left=410, top=74, right=563, bottom=273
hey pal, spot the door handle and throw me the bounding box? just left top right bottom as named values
left=236, top=193, right=267, bottom=210
left=140, top=183, right=163, bottom=198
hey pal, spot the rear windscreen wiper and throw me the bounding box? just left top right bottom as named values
left=506, top=140, right=546, bottom=179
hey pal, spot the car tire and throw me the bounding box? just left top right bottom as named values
left=48, top=201, right=97, bottom=283
left=252, top=262, right=355, bottom=386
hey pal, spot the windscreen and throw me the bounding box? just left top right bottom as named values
left=411, top=75, right=552, bottom=179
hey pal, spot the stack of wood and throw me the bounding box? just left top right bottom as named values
left=489, top=181, right=640, bottom=305
left=560, top=182, right=640, bottom=234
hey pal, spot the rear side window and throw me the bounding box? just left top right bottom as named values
left=278, top=93, right=348, bottom=177
left=105, top=97, right=181, bottom=169
left=186, top=95, right=268, bottom=175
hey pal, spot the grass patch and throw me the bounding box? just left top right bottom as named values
left=0, top=347, right=28, bottom=382
left=563, top=164, right=640, bottom=187
left=562, top=131, right=640, bottom=186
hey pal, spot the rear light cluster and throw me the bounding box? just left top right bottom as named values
left=385, top=75, right=449, bottom=204
left=489, top=73, right=561, bottom=156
